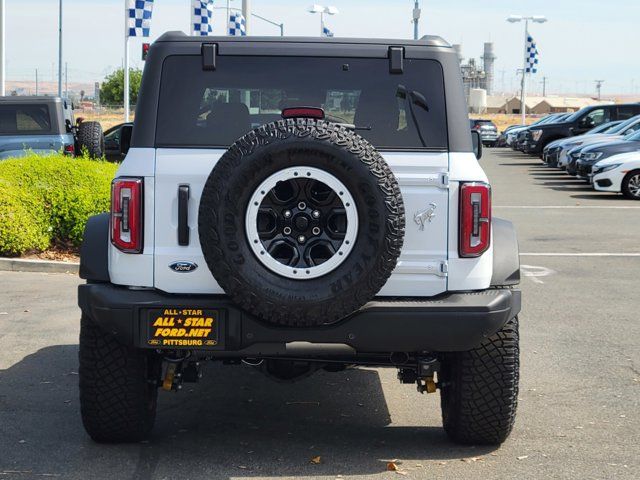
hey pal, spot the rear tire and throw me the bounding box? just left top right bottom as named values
left=621, top=170, right=640, bottom=200
left=439, top=316, right=520, bottom=445
left=79, top=315, right=160, bottom=443
left=77, top=121, right=104, bottom=158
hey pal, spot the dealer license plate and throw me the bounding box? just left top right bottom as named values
left=145, top=308, right=219, bottom=348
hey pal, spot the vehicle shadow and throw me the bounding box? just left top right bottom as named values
left=495, top=150, right=629, bottom=201
left=530, top=171, right=573, bottom=177
left=0, top=345, right=494, bottom=480
left=570, top=193, right=625, bottom=201
left=498, top=162, right=542, bottom=167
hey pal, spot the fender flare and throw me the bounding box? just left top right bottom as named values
left=491, top=217, right=520, bottom=287
left=79, top=213, right=110, bottom=283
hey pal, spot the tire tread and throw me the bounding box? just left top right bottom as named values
left=77, top=121, right=104, bottom=158
left=440, top=316, right=520, bottom=445
left=79, top=315, right=158, bottom=442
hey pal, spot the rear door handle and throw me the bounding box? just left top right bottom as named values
left=177, top=185, right=190, bottom=246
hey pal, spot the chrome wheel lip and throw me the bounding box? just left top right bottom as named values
left=245, top=166, right=359, bottom=280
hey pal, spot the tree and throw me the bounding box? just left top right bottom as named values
left=99, top=68, right=143, bottom=107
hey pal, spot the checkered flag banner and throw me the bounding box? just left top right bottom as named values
left=322, top=26, right=334, bottom=37
left=525, top=35, right=539, bottom=74
left=229, top=12, right=246, bottom=36
left=192, top=0, right=213, bottom=36
left=127, top=0, right=154, bottom=38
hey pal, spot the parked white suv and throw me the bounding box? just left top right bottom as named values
left=77, top=33, right=522, bottom=445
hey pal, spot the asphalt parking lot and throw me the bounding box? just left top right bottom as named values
left=1, top=148, right=639, bottom=480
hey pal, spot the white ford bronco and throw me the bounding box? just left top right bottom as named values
left=78, top=33, right=521, bottom=445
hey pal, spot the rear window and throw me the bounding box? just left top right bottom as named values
left=471, top=120, right=496, bottom=128
left=156, top=55, right=448, bottom=150
left=0, top=104, right=53, bottom=135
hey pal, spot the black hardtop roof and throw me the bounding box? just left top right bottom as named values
left=574, top=102, right=640, bottom=112
left=133, top=30, right=473, bottom=152
left=155, top=30, right=451, bottom=48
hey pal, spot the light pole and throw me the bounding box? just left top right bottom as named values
left=308, top=5, right=338, bottom=37
left=213, top=6, right=284, bottom=36
left=252, top=12, right=284, bottom=36
left=0, top=0, right=5, bottom=96
left=58, top=0, right=63, bottom=97
left=413, top=1, right=421, bottom=40
left=124, top=0, right=129, bottom=121
left=242, top=0, right=251, bottom=34
left=595, top=80, right=604, bottom=100
left=507, top=14, right=547, bottom=125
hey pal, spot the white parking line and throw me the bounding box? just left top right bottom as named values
left=520, top=253, right=640, bottom=257
left=495, top=205, right=640, bottom=209
left=521, top=265, right=556, bottom=284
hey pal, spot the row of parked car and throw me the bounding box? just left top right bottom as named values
left=496, top=102, right=640, bottom=200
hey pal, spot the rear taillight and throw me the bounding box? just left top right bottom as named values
left=64, top=144, right=75, bottom=155
left=111, top=177, right=143, bottom=253
left=459, top=182, right=491, bottom=258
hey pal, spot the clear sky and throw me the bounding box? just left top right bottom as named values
left=3, top=0, right=639, bottom=96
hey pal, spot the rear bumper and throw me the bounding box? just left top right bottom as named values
left=481, top=134, right=498, bottom=143
left=78, top=283, right=521, bottom=355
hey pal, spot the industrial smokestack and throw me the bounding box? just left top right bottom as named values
left=482, top=42, right=496, bottom=95
left=452, top=44, right=463, bottom=63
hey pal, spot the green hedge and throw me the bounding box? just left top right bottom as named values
left=0, top=153, right=118, bottom=256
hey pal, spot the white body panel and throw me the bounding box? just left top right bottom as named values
left=592, top=152, right=640, bottom=193
left=378, top=152, right=449, bottom=296
left=108, top=148, right=155, bottom=287
left=109, top=149, right=494, bottom=296
left=447, top=152, right=493, bottom=291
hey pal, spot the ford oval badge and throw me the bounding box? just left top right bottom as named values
left=169, top=261, right=198, bottom=273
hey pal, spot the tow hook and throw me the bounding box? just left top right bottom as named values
left=162, top=361, right=202, bottom=391
left=397, top=357, right=440, bottom=394
left=162, top=362, right=178, bottom=391
left=417, top=376, right=437, bottom=394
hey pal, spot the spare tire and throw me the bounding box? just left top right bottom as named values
left=199, top=118, right=405, bottom=327
left=77, top=121, right=105, bottom=158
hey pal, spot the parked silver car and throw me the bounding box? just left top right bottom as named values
left=470, top=119, right=499, bottom=147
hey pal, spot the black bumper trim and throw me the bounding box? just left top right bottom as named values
left=78, top=284, right=521, bottom=354
left=596, top=178, right=613, bottom=187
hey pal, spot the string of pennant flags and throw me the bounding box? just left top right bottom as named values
left=127, top=0, right=246, bottom=38
left=123, top=0, right=326, bottom=124
left=127, top=0, right=241, bottom=37
left=126, top=0, right=333, bottom=38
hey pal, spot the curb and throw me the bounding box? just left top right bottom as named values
left=0, top=257, right=79, bottom=274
